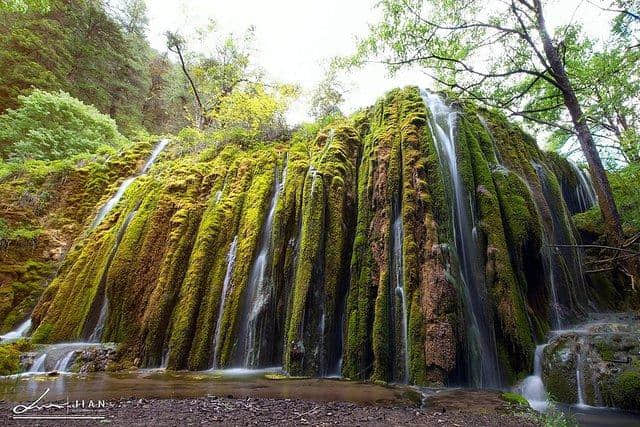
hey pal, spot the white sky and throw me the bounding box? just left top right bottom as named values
left=144, top=0, right=611, bottom=125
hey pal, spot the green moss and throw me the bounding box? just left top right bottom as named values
left=608, top=369, right=640, bottom=410
left=0, top=343, right=21, bottom=375
left=501, top=391, right=530, bottom=407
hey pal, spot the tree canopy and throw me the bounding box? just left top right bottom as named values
left=0, top=89, right=124, bottom=161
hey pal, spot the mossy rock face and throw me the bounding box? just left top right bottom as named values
left=542, top=335, right=579, bottom=403
left=18, top=88, right=626, bottom=389
left=540, top=314, right=640, bottom=411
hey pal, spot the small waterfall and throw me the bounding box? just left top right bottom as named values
left=569, top=162, right=597, bottom=212
left=421, top=90, right=501, bottom=388
left=86, top=208, right=139, bottom=342
left=214, top=190, right=223, bottom=204
left=520, top=345, right=548, bottom=411
left=91, top=177, right=136, bottom=228
left=211, top=236, right=239, bottom=368
left=309, top=167, right=319, bottom=195
left=91, top=139, right=169, bottom=228
left=280, top=154, right=289, bottom=192
left=532, top=162, right=588, bottom=321
left=576, top=338, right=587, bottom=407
left=237, top=169, right=281, bottom=367
left=160, top=348, right=169, bottom=369
left=540, top=235, right=563, bottom=330
left=391, top=209, right=409, bottom=383
left=140, top=138, right=170, bottom=174
left=0, top=318, right=32, bottom=341
left=478, top=115, right=503, bottom=166
left=54, top=350, right=76, bottom=372
left=29, top=353, right=47, bottom=373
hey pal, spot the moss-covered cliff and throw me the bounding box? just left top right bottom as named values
left=5, top=87, right=632, bottom=387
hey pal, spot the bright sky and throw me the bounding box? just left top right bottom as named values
left=145, top=0, right=611, bottom=125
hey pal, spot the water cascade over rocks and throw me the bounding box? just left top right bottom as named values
left=211, top=236, right=239, bottom=368
left=421, top=90, right=501, bottom=388
left=91, top=138, right=170, bottom=228
left=22, top=88, right=636, bottom=404
left=84, top=208, right=139, bottom=342
left=0, top=318, right=32, bottom=341
left=519, top=345, right=548, bottom=411
left=235, top=168, right=282, bottom=368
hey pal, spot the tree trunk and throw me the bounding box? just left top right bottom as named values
left=172, top=43, right=206, bottom=130
left=533, top=0, right=624, bottom=246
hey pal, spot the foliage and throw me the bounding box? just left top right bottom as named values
left=0, top=90, right=125, bottom=160
left=522, top=26, right=640, bottom=166
left=166, top=22, right=299, bottom=141
left=574, top=163, right=640, bottom=233
left=0, top=0, right=185, bottom=134
left=309, top=64, right=346, bottom=120
left=353, top=0, right=639, bottom=169
left=501, top=391, right=529, bottom=406
left=209, top=83, right=298, bottom=146
left=0, top=339, right=32, bottom=375
left=0, top=0, right=49, bottom=12
left=542, top=401, right=577, bottom=427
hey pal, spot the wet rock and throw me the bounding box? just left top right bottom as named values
left=542, top=314, right=640, bottom=410
left=74, top=344, right=118, bottom=373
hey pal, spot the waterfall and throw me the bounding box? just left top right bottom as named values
left=91, top=177, right=136, bottom=228
left=54, top=350, right=76, bottom=372
left=540, top=236, right=563, bottom=330
left=478, top=115, right=504, bottom=166
left=211, top=236, right=239, bottom=368
left=421, top=90, right=501, bottom=388
left=0, top=318, right=32, bottom=341
left=520, top=345, right=548, bottom=411
left=576, top=337, right=587, bottom=407
left=86, top=208, right=139, bottom=342
left=29, top=353, right=47, bottom=373
left=391, top=206, right=409, bottom=383
left=140, top=138, right=170, bottom=174
left=532, top=162, right=588, bottom=321
left=237, top=169, right=281, bottom=367
left=91, top=139, right=169, bottom=228
left=569, top=162, right=597, bottom=212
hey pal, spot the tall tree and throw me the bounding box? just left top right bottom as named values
left=166, top=30, right=206, bottom=129
left=165, top=24, right=258, bottom=130
left=309, top=64, right=346, bottom=120
left=356, top=0, right=629, bottom=247
left=0, top=0, right=152, bottom=132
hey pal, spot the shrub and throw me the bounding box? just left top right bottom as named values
left=0, top=89, right=125, bottom=161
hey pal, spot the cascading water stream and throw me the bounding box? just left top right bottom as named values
left=520, top=345, right=548, bottom=411
left=236, top=168, right=282, bottom=367
left=86, top=208, right=139, bottom=342
left=576, top=337, right=587, bottom=408
left=478, top=115, right=504, bottom=166
left=569, top=161, right=597, bottom=212
left=54, top=350, right=76, bottom=372
left=91, top=177, right=136, bottom=228
left=211, top=236, right=239, bottom=368
left=140, top=138, right=170, bottom=174
left=532, top=162, right=589, bottom=320
left=28, top=353, right=47, bottom=373
left=421, top=90, right=501, bottom=388
left=0, top=318, right=32, bottom=341
left=391, top=211, right=409, bottom=383
left=91, top=139, right=169, bottom=228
